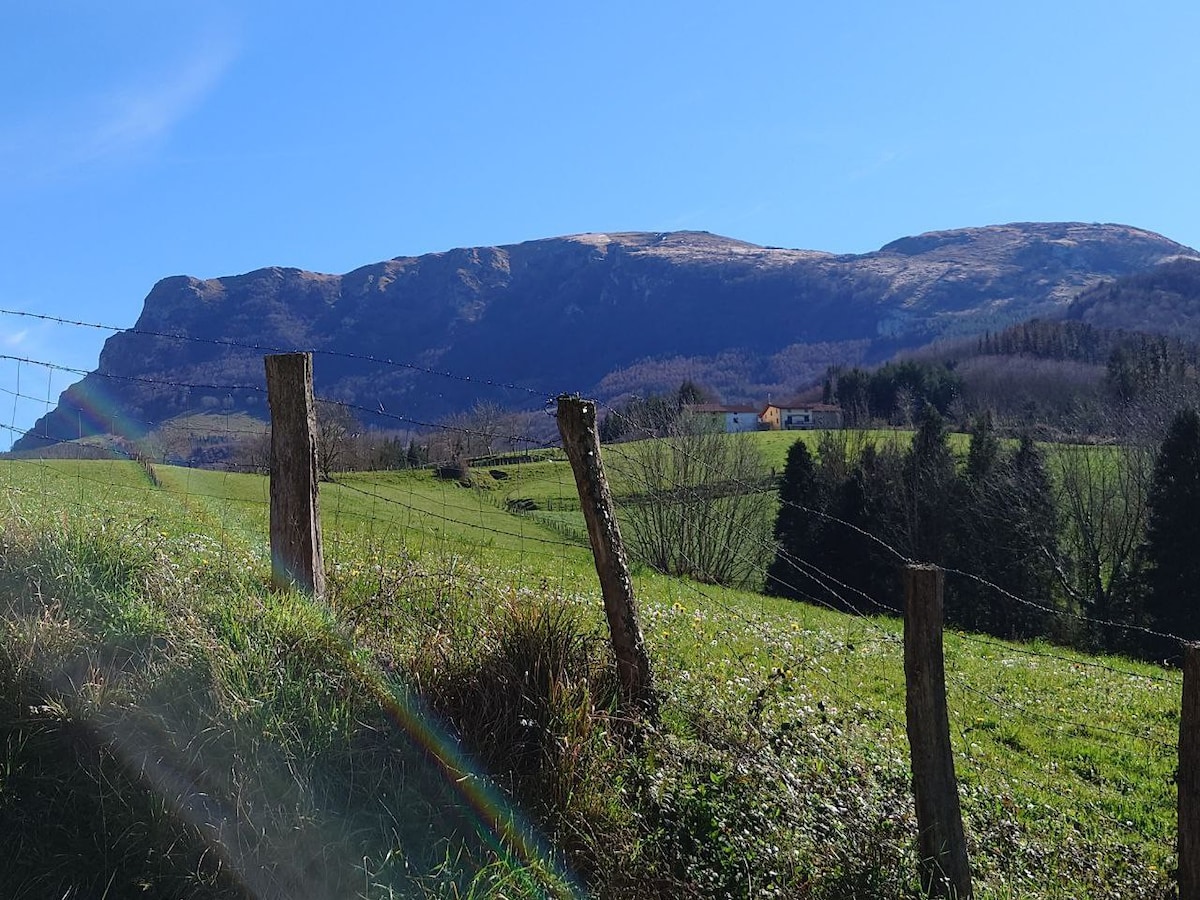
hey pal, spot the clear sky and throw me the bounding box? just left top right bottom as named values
left=1, top=1, right=1197, bottom=442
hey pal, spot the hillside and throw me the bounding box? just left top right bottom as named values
left=0, top=455, right=1179, bottom=898
left=1065, top=257, right=1200, bottom=337
left=13, top=222, right=1196, bottom=453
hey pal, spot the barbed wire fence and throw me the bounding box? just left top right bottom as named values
left=0, top=307, right=1194, bottom=896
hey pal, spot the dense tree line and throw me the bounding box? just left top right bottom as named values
left=976, top=319, right=1127, bottom=365
left=767, top=405, right=1200, bottom=661
left=973, top=318, right=1199, bottom=405
left=767, top=409, right=1055, bottom=638
left=823, top=361, right=963, bottom=427
left=867, top=318, right=1200, bottom=438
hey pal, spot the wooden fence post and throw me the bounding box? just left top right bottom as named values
left=1181, top=643, right=1200, bottom=900
left=556, top=395, right=656, bottom=719
left=265, top=353, right=325, bottom=598
left=903, top=564, right=972, bottom=899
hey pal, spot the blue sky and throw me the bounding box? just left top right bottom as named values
left=1, top=1, right=1198, bottom=443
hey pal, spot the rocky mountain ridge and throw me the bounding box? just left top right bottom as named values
left=13, top=222, right=1198, bottom=452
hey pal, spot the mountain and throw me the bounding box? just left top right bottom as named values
left=12, top=222, right=1197, bottom=452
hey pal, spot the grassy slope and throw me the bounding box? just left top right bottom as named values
left=0, top=452, right=1180, bottom=898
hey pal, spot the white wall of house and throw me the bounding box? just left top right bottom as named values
left=724, top=411, right=760, bottom=432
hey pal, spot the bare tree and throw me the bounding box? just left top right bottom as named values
left=428, top=401, right=548, bottom=462
left=315, top=400, right=361, bottom=480
left=455, top=400, right=508, bottom=457
left=612, top=412, right=774, bottom=587
left=228, top=427, right=272, bottom=473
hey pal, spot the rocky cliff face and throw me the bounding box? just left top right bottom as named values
left=13, top=223, right=1197, bottom=451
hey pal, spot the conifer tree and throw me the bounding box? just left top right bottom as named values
left=1003, top=435, right=1058, bottom=637
left=1142, top=408, right=1200, bottom=656
left=902, top=405, right=959, bottom=565
left=964, top=411, right=1000, bottom=484
left=956, top=414, right=1004, bottom=633
left=955, top=424, right=1058, bottom=638
left=766, top=439, right=822, bottom=598
left=816, top=445, right=904, bottom=613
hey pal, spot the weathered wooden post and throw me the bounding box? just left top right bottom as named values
left=903, top=564, right=972, bottom=899
left=556, top=394, right=656, bottom=719
left=265, top=352, right=326, bottom=598
left=1181, top=644, right=1200, bottom=900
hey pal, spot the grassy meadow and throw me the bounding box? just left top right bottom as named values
left=0, top=444, right=1181, bottom=898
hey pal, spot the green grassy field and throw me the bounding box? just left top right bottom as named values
left=0, top=452, right=1181, bottom=898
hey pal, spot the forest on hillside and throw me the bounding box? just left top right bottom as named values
left=823, top=318, right=1200, bottom=440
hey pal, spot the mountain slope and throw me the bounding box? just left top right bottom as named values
left=1065, top=257, right=1200, bottom=338
left=13, top=223, right=1197, bottom=451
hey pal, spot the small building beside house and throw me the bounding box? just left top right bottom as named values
left=685, top=403, right=763, bottom=433
left=760, top=401, right=843, bottom=430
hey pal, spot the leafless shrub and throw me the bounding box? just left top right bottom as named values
left=613, top=413, right=774, bottom=587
